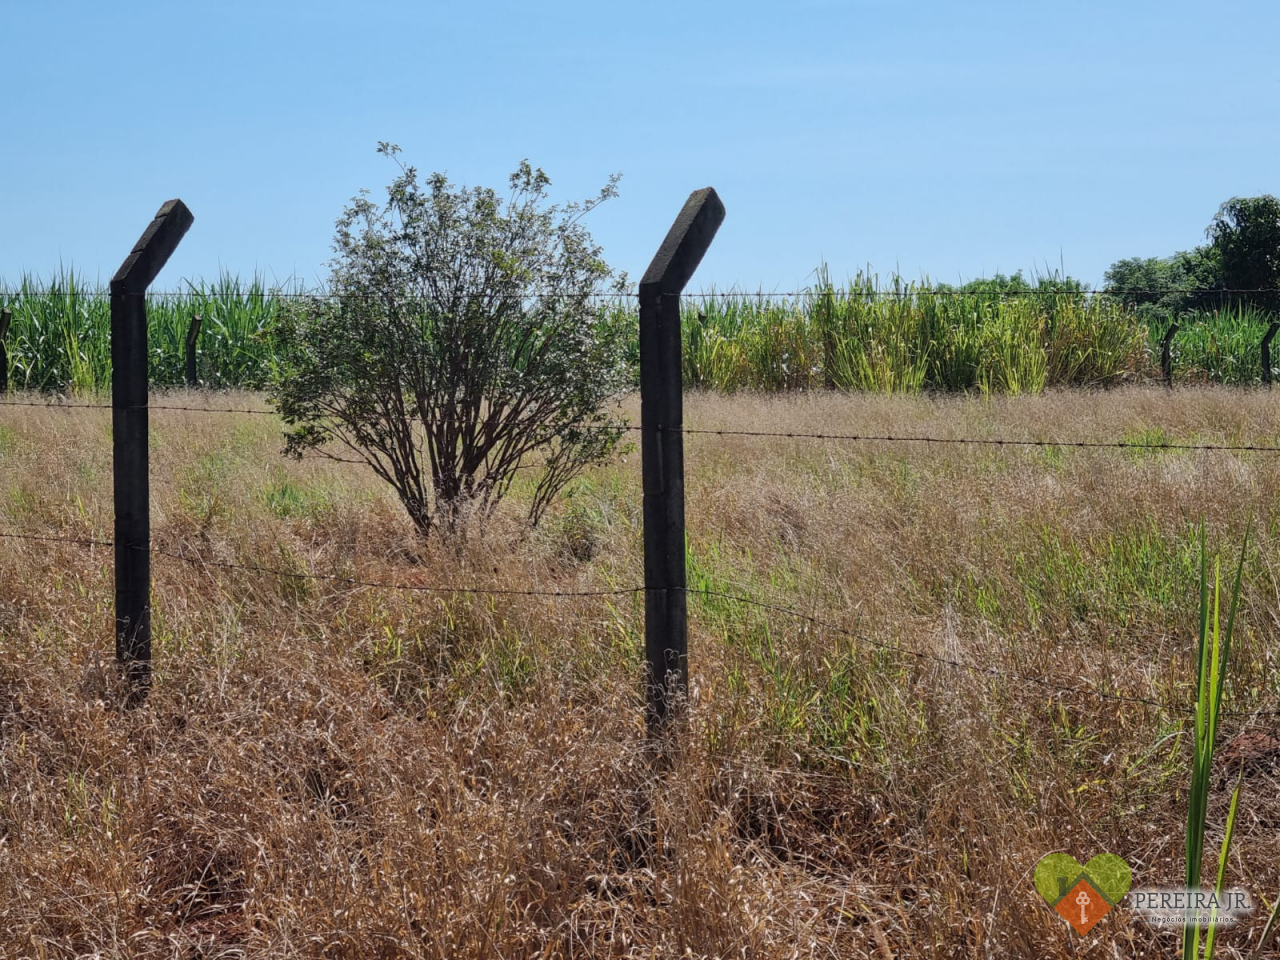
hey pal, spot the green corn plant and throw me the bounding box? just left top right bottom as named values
left=810, top=264, right=841, bottom=388
left=1155, top=305, right=1280, bottom=385
left=1183, top=524, right=1247, bottom=960
left=0, top=269, right=290, bottom=392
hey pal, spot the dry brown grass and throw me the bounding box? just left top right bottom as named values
left=2, top=387, right=1280, bottom=958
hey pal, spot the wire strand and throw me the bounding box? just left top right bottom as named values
left=6, top=398, right=1280, bottom=454
left=7, top=286, right=1280, bottom=300
left=6, top=529, right=1277, bottom=717
left=0, top=531, right=113, bottom=548
left=152, top=546, right=645, bottom=598
left=676, top=427, right=1280, bottom=454
left=0, top=530, right=642, bottom=599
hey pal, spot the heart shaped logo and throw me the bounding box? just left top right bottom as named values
left=1034, top=853, right=1132, bottom=935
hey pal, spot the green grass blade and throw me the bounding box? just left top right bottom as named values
left=1253, top=893, right=1280, bottom=959
left=1203, top=778, right=1242, bottom=958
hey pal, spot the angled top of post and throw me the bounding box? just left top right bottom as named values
left=639, top=188, right=726, bottom=297
left=110, top=199, right=195, bottom=294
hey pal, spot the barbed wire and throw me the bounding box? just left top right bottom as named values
left=5, top=397, right=1280, bottom=453
left=0, top=399, right=297, bottom=417
left=0, top=398, right=276, bottom=415
left=0, top=289, right=639, bottom=302
left=676, top=287, right=1280, bottom=300
left=6, top=286, right=1280, bottom=301
left=153, top=546, right=644, bottom=598
left=0, top=398, right=115, bottom=411
left=0, top=530, right=644, bottom=599
left=5, top=528, right=1275, bottom=718
left=0, top=398, right=283, bottom=417
left=0, top=531, right=113, bottom=549
left=676, top=427, right=1280, bottom=454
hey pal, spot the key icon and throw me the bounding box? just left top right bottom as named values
left=1076, top=889, right=1090, bottom=924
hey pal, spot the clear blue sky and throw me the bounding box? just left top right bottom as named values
left=3, top=0, right=1278, bottom=293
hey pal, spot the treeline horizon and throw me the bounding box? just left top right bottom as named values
left=2, top=245, right=1278, bottom=395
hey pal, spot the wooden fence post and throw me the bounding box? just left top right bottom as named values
left=111, top=200, right=194, bottom=703
left=185, top=313, right=203, bottom=388
left=1161, top=323, right=1178, bottom=388
left=1263, top=322, right=1279, bottom=389
left=639, top=188, right=725, bottom=735
left=0, top=308, right=10, bottom=394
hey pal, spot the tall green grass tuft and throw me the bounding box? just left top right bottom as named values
left=1183, top=525, right=1247, bottom=960
left=676, top=278, right=1279, bottom=394
left=682, top=294, right=818, bottom=391
left=678, top=267, right=1146, bottom=394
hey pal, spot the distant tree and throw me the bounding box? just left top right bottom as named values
left=1102, top=256, right=1177, bottom=309
left=269, top=145, right=629, bottom=539
left=931, top=270, right=1087, bottom=297
left=1206, top=195, right=1280, bottom=310
left=1175, top=246, right=1226, bottom=312
left=1108, top=195, right=1280, bottom=319
left=1103, top=248, right=1221, bottom=318
left=957, top=271, right=1036, bottom=295
left=942, top=270, right=1087, bottom=308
